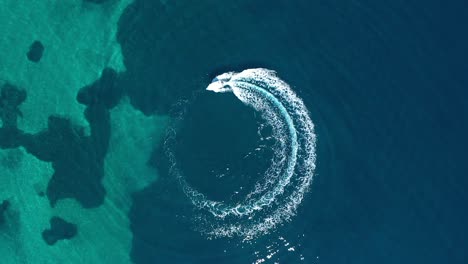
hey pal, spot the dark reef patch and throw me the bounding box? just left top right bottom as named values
left=77, top=68, right=123, bottom=109
left=22, top=115, right=108, bottom=208
left=21, top=68, right=123, bottom=208
left=0, top=83, right=26, bottom=129
left=0, top=69, right=123, bottom=209
left=0, top=83, right=26, bottom=149
left=27, top=41, right=44, bottom=63
left=0, top=200, right=10, bottom=225
left=42, top=217, right=77, bottom=245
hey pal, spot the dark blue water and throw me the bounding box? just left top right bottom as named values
left=115, top=0, right=468, bottom=263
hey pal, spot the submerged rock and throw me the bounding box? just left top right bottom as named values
left=0, top=83, right=26, bottom=129
left=42, top=217, right=77, bottom=245
left=0, top=200, right=10, bottom=225
left=27, top=40, right=44, bottom=63
left=77, top=68, right=123, bottom=109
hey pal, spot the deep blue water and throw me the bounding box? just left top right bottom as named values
left=115, top=0, right=468, bottom=263
left=1, top=0, right=467, bottom=263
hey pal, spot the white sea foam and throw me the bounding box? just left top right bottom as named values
left=166, top=68, right=316, bottom=239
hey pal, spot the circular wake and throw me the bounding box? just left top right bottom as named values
left=165, top=68, right=316, bottom=239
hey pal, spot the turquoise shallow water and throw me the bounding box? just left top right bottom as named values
left=1, top=0, right=467, bottom=263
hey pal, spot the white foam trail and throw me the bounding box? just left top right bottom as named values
left=167, top=68, right=316, bottom=239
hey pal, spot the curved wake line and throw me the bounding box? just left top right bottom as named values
left=169, top=68, right=316, bottom=239
left=188, top=78, right=299, bottom=217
